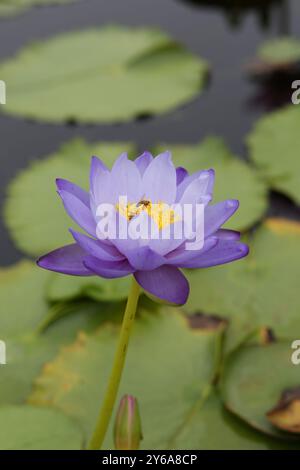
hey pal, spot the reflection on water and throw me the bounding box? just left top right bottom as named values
left=179, top=0, right=285, bottom=29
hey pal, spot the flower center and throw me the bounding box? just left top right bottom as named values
left=117, top=198, right=180, bottom=230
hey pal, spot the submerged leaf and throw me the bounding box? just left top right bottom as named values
left=0, top=26, right=208, bottom=123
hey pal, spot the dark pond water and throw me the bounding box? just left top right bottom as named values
left=0, top=0, right=300, bottom=266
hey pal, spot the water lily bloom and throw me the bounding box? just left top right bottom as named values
left=37, top=151, right=249, bottom=305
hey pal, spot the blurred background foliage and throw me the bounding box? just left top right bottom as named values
left=0, top=0, right=77, bottom=17
left=0, top=0, right=300, bottom=450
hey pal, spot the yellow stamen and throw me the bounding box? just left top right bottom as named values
left=116, top=199, right=180, bottom=230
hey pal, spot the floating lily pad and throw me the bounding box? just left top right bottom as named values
left=29, top=308, right=298, bottom=449
left=0, top=260, right=123, bottom=405
left=155, top=137, right=268, bottom=231
left=266, top=387, right=300, bottom=434
left=248, top=105, right=300, bottom=205
left=0, top=26, right=208, bottom=123
left=0, top=260, right=50, bottom=337
left=4, top=139, right=136, bottom=257
left=0, top=405, right=83, bottom=450
left=184, top=219, right=300, bottom=351
left=0, top=0, right=76, bottom=17
left=258, top=37, right=300, bottom=65
left=29, top=309, right=224, bottom=448
left=222, top=342, right=300, bottom=440
left=172, top=391, right=299, bottom=450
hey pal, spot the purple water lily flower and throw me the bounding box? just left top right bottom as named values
left=37, top=151, right=249, bottom=305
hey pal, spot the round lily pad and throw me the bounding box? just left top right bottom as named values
left=155, top=137, right=268, bottom=231
left=0, top=26, right=208, bottom=123
left=258, top=37, right=300, bottom=65
left=172, top=391, right=300, bottom=450
left=185, top=219, right=300, bottom=352
left=222, top=342, right=300, bottom=440
left=4, top=139, right=136, bottom=257
left=248, top=105, right=300, bottom=205
left=0, top=405, right=83, bottom=449
left=0, top=260, right=50, bottom=338
left=29, top=308, right=224, bottom=448
left=0, top=0, right=76, bottom=17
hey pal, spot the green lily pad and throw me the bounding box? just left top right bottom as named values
left=29, top=308, right=224, bottom=448
left=184, top=219, right=300, bottom=352
left=0, top=405, right=83, bottom=450
left=4, top=139, right=136, bottom=257
left=0, top=260, right=124, bottom=405
left=4, top=137, right=140, bottom=305
left=155, top=137, right=267, bottom=231
left=46, top=272, right=131, bottom=303
left=1, top=261, right=297, bottom=449
left=29, top=308, right=299, bottom=449
left=222, top=342, right=300, bottom=440
left=0, top=301, right=123, bottom=406
left=266, top=386, right=300, bottom=434
left=0, top=260, right=50, bottom=338
left=248, top=105, right=300, bottom=205
left=0, top=0, right=76, bottom=17
left=258, top=37, right=300, bottom=65
left=0, top=26, right=208, bottom=123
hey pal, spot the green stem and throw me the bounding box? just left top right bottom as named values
left=87, top=277, right=140, bottom=450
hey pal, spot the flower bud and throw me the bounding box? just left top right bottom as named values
left=114, top=395, right=143, bottom=450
